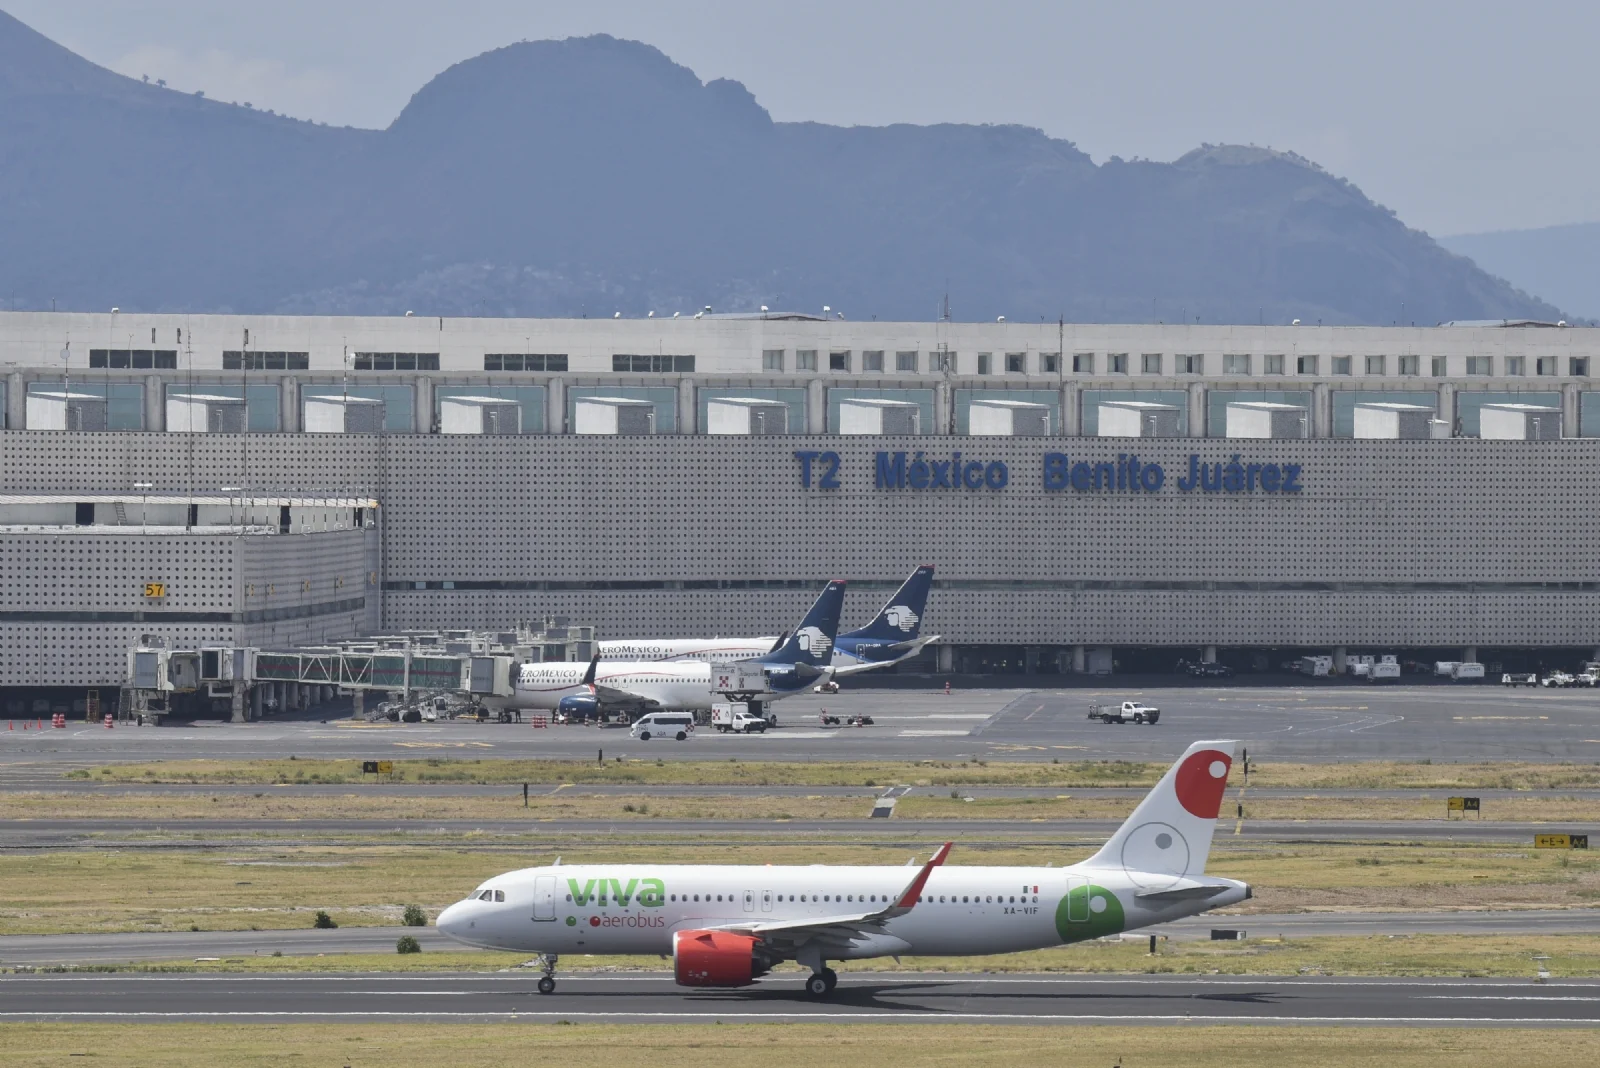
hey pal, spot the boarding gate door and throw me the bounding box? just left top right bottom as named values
left=533, top=875, right=556, bottom=921
left=1064, top=875, right=1089, bottom=924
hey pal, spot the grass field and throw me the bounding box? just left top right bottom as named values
left=6, top=788, right=1598, bottom=824
left=69, top=755, right=1600, bottom=790
left=60, top=932, right=1600, bottom=979
left=4, top=1024, right=1598, bottom=1068
left=2, top=838, right=1596, bottom=936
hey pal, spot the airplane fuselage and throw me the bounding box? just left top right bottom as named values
left=440, top=861, right=1248, bottom=958
left=596, top=636, right=934, bottom=675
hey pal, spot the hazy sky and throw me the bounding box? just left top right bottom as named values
left=7, top=0, right=1593, bottom=236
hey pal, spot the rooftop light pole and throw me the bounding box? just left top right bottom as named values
left=133, top=482, right=152, bottom=533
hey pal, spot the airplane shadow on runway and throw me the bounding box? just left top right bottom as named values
left=498, top=981, right=1292, bottom=1011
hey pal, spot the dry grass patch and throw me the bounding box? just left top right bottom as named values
left=2, top=1024, right=1598, bottom=1068
left=2, top=836, right=1597, bottom=936
left=71, top=756, right=1600, bottom=790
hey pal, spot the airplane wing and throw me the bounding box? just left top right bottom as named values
left=578, top=655, right=664, bottom=709
left=706, top=842, right=951, bottom=953
left=590, top=683, right=664, bottom=708
left=831, top=636, right=942, bottom=677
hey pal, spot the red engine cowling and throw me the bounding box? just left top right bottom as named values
left=672, top=929, right=771, bottom=987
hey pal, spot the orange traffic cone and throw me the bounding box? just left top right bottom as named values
left=7, top=721, right=11, bottom=731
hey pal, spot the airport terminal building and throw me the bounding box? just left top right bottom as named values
left=3, top=309, right=1600, bottom=690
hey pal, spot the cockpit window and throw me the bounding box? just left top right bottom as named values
left=478, top=890, right=494, bottom=901
left=494, top=890, right=506, bottom=902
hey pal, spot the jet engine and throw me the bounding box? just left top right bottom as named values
left=672, top=929, right=772, bottom=987
left=556, top=693, right=600, bottom=721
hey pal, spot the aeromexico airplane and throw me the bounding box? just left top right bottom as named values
left=498, top=580, right=846, bottom=720
left=437, top=740, right=1250, bottom=997
left=597, top=565, right=939, bottom=677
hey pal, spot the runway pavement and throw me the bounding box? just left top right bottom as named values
left=4, top=911, right=1596, bottom=967
left=3, top=684, right=1600, bottom=766
left=2, top=971, right=1596, bottom=1025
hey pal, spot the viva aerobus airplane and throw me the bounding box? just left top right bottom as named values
left=437, top=739, right=1250, bottom=996
left=597, top=566, right=940, bottom=677
left=498, top=580, right=847, bottom=720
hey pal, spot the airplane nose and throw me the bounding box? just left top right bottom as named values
left=436, top=901, right=466, bottom=940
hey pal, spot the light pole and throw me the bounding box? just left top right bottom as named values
left=133, top=482, right=152, bottom=533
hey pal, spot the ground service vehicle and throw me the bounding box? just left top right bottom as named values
left=711, top=704, right=768, bottom=733
left=1187, top=662, right=1233, bottom=678
left=1088, top=701, right=1161, bottom=725
left=1502, top=673, right=1538, bottom=686
left=1541, top=671, right=1574, bottom=688
left=437, top=740, right=1248, bottom=997
left=630, top=713, right=695, bottom=741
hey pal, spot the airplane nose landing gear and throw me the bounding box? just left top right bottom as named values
left=535, top=953, right=559, bottom=994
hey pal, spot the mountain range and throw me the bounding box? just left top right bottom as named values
left=0, top=8, right=1565, bottom=324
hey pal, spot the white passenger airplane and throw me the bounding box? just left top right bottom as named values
left=500, top=581, right=846, bottom=721
left=596, top=566, right=939, bottom=677
left=437, top=739, right=1249, bottom=996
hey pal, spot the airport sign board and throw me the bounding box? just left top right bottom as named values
left=794, top=450, right=1306, bottom=495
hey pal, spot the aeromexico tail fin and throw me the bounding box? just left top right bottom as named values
left=1082, top=740, right=1237, bottom=884
left=763, top=580, right=846, bottom=667
left=841, top=565, right=934, bottom=641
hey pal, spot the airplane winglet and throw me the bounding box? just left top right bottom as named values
left=581, top=653, right=600, bottom=688
left=894, top=842, right=952, bottom=908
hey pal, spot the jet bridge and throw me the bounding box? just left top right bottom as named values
left=121, top=623, right=594, bottom=724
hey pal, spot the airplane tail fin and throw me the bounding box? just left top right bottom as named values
left=1082, top=740, right=1237, bottom=885
left=762, top=580, right=846, bottom=667
left=841, top=565, right=934, bottom=641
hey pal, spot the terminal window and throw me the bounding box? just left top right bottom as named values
left=1331, top=356, right=1352, bottom=375
left=1296, top=354, right=1318, bottom=375
left=222, top=351, right=309, bottom=371
left=1263, top=354, right=1284, bottom=374
left=797, top=350, right=818, bottom=371
left=1505, top=355, right=1526, bottom=376
left=1432, top=355, right=1448, bottom=376
left=90, top=349, right=178, bottom=369
left=353, top=353, right=440, bottom=371
left=829, top=351, right=852, bottom=372
left=1141, top=353, right=1162, bottom=374
left=1039, top=352, right=1060, bottom=373
left=612, top=354, right=695, bottom=372
left=761, top=349, right=784, bottom=371
left=1072, top=352, right=1095, bottom=373
left=862, top=350, right=885, bottom=372
left=485, top=354, right=568, bottom=372
left=1175, top=354, right=1203, bottom=374
left=1536, top=356, right=1556, bottom=376
left=1465, top=356, right=1492, bottom=375
left=1223, top=354, right=1250, bottom=374
left=1398, top=354, right=1420, bottom=376
left=1572, top=357, right=1591, bottom=376
left=1005, top=352, right=1026, bottom=373
left=1107, top=353, right=1129, bottom=374
left=930, top=351, right=956, bottom=372
left=1365, top=355, right=1386, bottom=375
left=976, top=353, right=992, bottom=375
left=895, top=351, right=918, bottom=372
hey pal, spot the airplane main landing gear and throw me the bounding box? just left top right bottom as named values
left=804, top=968, right=838, bottom=998
left=535, top=953, right=559, bottom=995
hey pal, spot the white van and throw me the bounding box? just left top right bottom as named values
left=630, top=712, right=695, bottom=741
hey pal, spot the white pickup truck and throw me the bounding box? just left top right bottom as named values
left=711, top=703, right=769, bottom=733
left=1087, top=701, right=1161, bottom=725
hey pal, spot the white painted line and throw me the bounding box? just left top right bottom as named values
left=898, top=730, right=970, bottom=738
left=0, top=1012, right=1593, bottom=1024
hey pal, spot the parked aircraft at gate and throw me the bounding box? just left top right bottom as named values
left=437, top=740, right=1249, bottom=996
left=596, top=566, right=938, bottom=676
left=501, top=580, right=845, bottom=719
